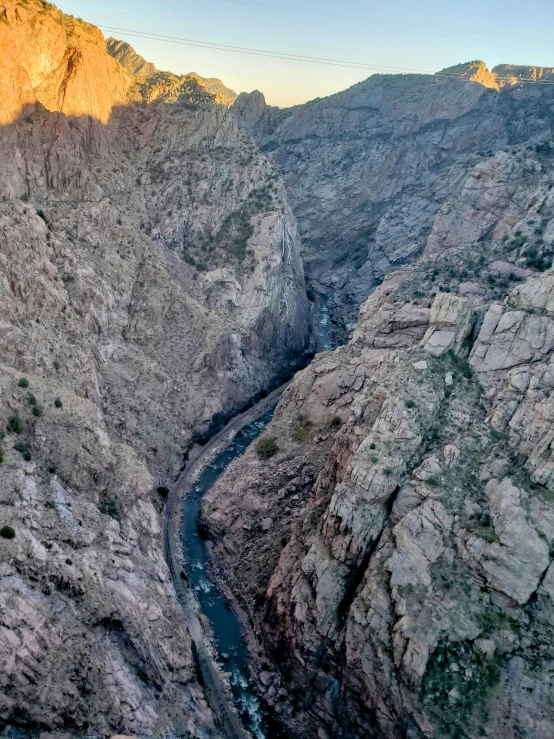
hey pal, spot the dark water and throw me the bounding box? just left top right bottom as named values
left=180, top=410, right=288, bottom=739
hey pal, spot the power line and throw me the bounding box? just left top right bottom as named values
left=100, top=25, right=554, bottom=85
left=210, top=0, right=525, bottom=40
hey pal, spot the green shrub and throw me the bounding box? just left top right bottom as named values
left=98, top=494, right=120, bottom=521
left=18, top=378, right=29, bottom=388
left=330, top=416, right=343, bottom=428
left=53, top=359, right=60, bottom=371
left=32, top=406, right=43, bottom=417
left=7, top=416, right=22, bottom=434
left=0, top=525, right=15, bottom=539
left=405, top=399, right=416, bottom=409
left=256, top=437, right=279, bottom=459
left=370, top=442, right=376, bottom=450
left=54, top=398, right=63, bottom=408
left=27, top=393, right=37, bottom=406
left=65, top=558, right=73, bottom=565
left=14, top=442, right=31, bottom=461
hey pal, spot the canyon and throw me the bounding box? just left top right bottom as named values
left=2, top=1, right=554, bottom=739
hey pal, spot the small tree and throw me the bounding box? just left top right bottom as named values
left=0, top=525, right=15, bottom=539
left=7, top=416, right=22, bottom=434
left=256, top=437, right=279, bottom=460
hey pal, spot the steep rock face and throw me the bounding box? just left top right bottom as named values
left=0, top=0, right=132, bottom=124
left=233, top=65, right=554, bottom=339
left=204, top=146, right=554, bottom=738
left=0, top=2, right=309, bottom=735
left=106, top=38, right=238, bottom=106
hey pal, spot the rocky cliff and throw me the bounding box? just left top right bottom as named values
left=204, top=141, right=554, bottom=737
left=233, top=63, right=554, bottom=342
left=0, top=1, right=309, bottom=736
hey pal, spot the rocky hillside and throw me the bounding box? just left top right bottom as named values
left=106, top=38, right=238, bottom=106
left=203, top=143, right=554, bottom=737
left=0, top=1, right=309, bottom=736
left=233, top=62, right=554, bottom=341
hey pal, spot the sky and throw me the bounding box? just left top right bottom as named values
left=59, top=0, right=554, bottom=107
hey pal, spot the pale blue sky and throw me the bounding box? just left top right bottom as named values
left=60, top=0, right=554, bottom=106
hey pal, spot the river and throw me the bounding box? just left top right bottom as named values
left=180, top=410, right=289, bottom=738
left=177, top=292, right=336, bottom=738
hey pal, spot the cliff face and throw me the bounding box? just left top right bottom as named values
left=204, top=145, right=554, bottom=737
left=0, top=1, right=309, bottom=736
left=233, top=64, right=554, bottom=340
left=0, top=0, right=132, bottom=124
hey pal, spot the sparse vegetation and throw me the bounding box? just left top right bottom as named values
left=7, top=415, right=22, bottom=434
left=0, top=525, right=15, bottom=540
left=18, top=377, right=29, bottom=388
left=256, top=437, right=279, bottom=459
left=14, top=442, right=31, bottom=461
left=293, top=415, right=314, bottom=441
left=98, top=494, right=120, bottom=521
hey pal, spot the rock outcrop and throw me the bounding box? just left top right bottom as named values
left=0, top=1, right=309, bottom=735
left=204, top=143, right=554, bottom=738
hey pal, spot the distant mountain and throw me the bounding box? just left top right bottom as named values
left=106, top=37, right=238, bottom=106
left=233, top=60, right=554, bottom=339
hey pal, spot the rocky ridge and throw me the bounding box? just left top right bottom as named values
left=203, top=143, right=554, bottom=737
left=106, top=38, right=238, bottom=106
left=0, top=1, right=309, bottom=736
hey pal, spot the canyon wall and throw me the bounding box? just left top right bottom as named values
left=0, top=1, right=309, bottom=735
left=205, top=136, right=554, bottom=737
left=233, top=62, right=554, bottom=340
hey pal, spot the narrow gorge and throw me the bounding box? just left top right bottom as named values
left=2, top=2, right=554, bottom=739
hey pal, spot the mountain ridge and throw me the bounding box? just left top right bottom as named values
left=106, top=37, right=238, bottom=106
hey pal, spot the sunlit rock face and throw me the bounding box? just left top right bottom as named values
left=0, top=0, right=133, bottom=124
